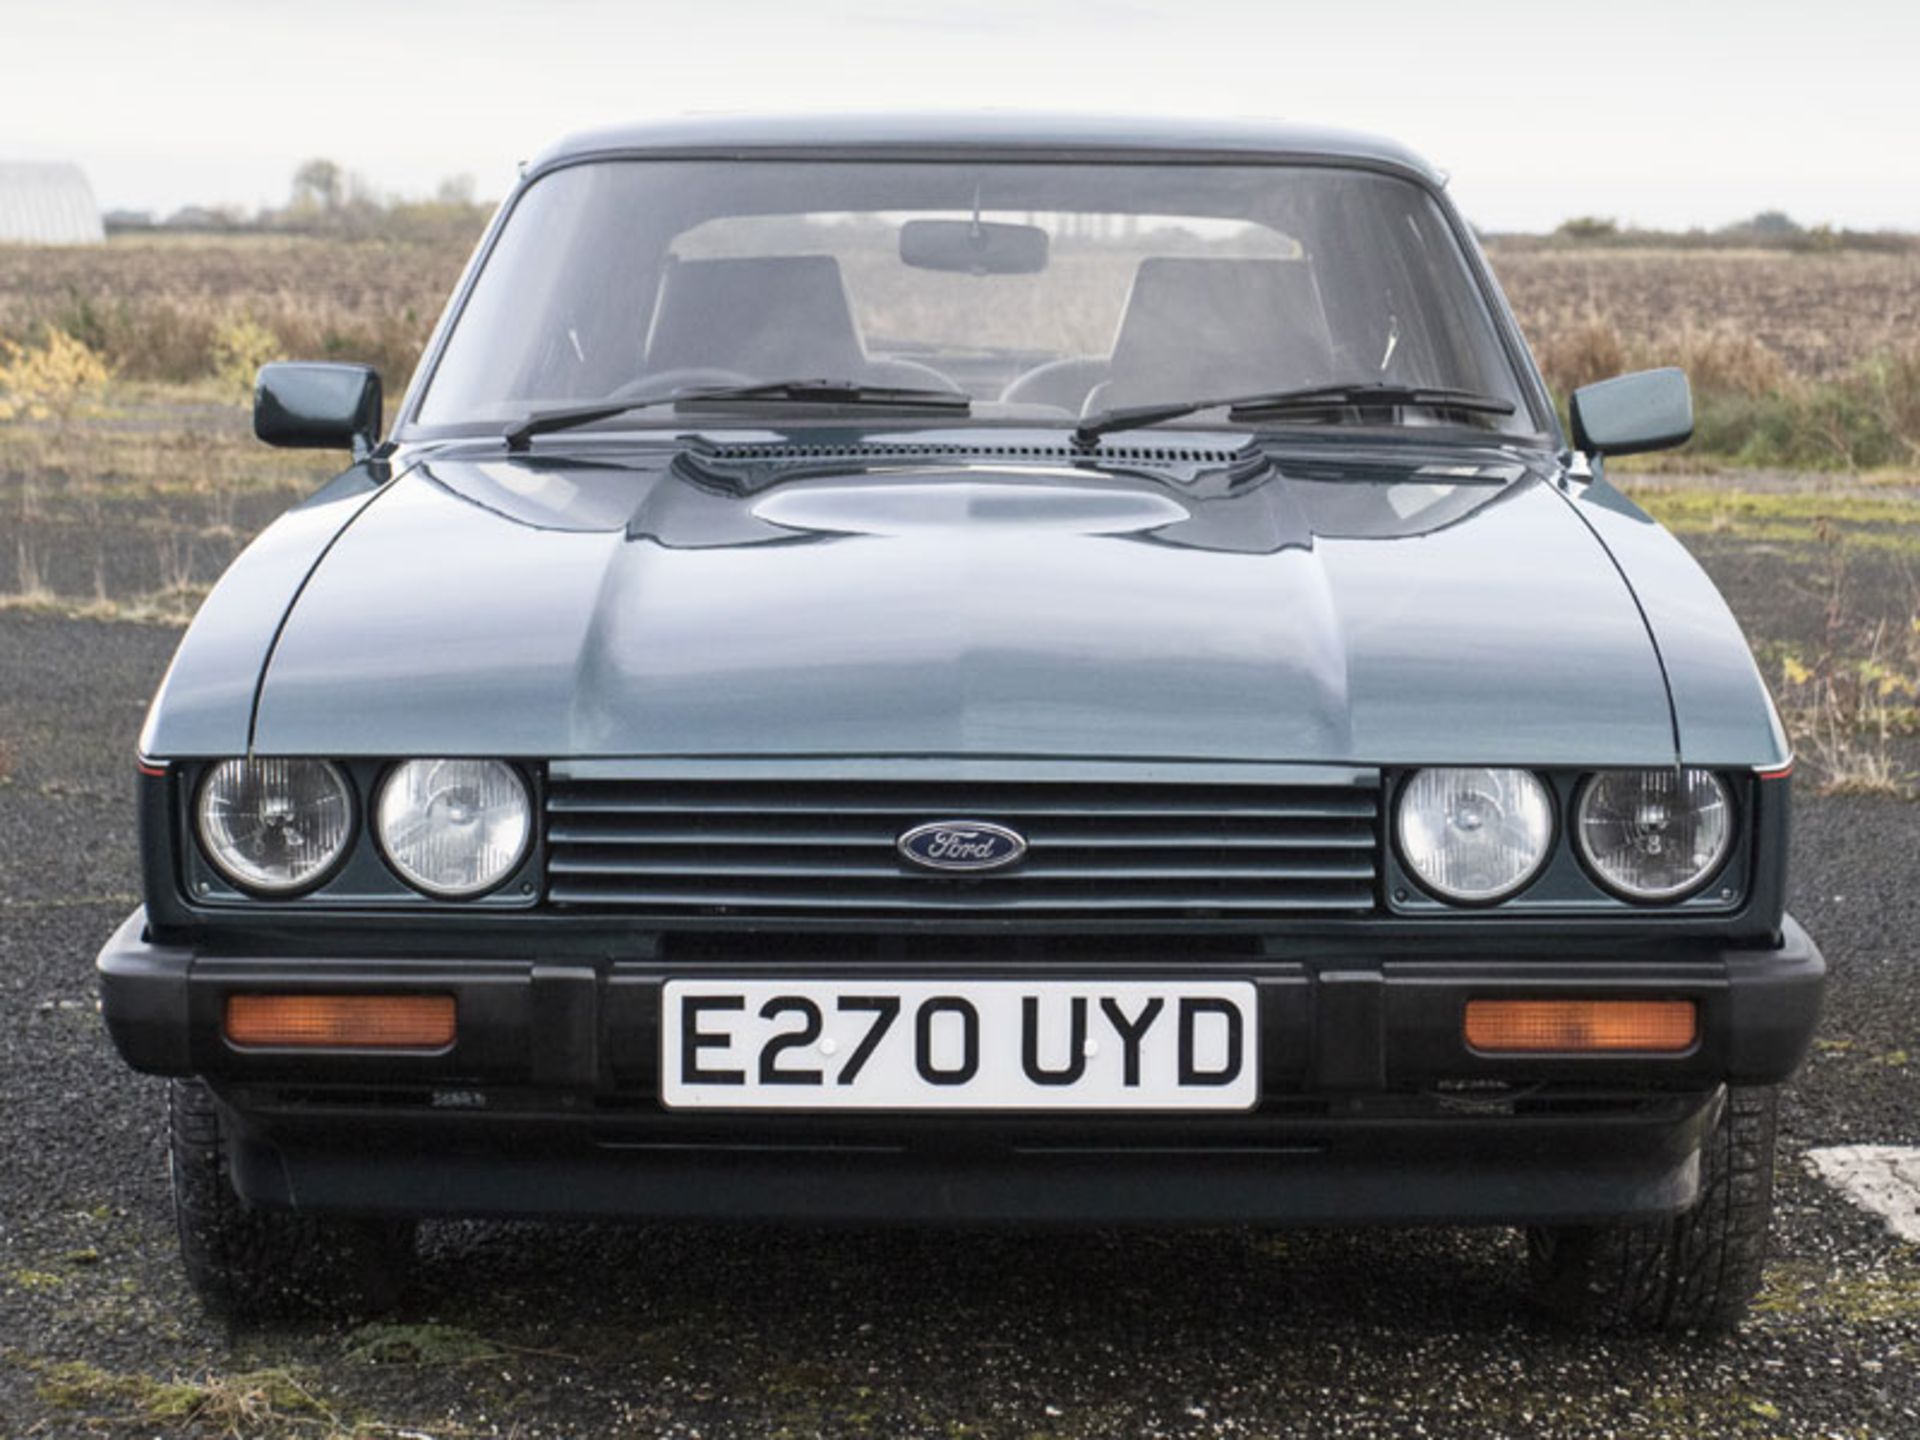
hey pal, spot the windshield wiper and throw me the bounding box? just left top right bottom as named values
left=504, top=380, right=970, bottom=451
left=1071, top=382, right=1517, bottom=447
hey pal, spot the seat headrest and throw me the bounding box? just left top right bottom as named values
left=1097, top=257, right=1334, bottom=411
left=645, top=255, right=866, bottom=378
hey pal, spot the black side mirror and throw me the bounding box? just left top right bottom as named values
left=1569, top=367, right=1692, bottom=457
left=254, top=362, right=382, bottom=460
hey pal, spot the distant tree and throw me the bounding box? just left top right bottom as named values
left=164, top=205, right=237, bottom=231
left=1555, top=216, right=1619, bottom=242
left=291, top=159, right=344, bottom=213
left=1743, top=210, right=1802, bottom=237
left=264, top=160, right=494, bottom=241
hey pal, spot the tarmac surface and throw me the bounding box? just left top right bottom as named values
left=1, top=557, right=1917, bottom=1437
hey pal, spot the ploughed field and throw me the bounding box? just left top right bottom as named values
left=0, top=388, right=1918, bottom=1436
left=1491, top=243, right=1920, bottom=382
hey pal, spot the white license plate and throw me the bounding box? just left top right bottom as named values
left=661, top=979, right=1258, bottom=1111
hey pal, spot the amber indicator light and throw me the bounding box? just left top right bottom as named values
left=224, top=994, right=456, bottom=1050
left=1463, top=998, right=1697, bottom=1055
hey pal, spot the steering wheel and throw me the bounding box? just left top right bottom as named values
left=607, top=368, right=757, bottom=402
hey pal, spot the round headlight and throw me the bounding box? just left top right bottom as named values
left=195, top=758, right=354, bottom=896
left=1397, top=767, right=1555, bottom=904
left=1576, top=768, right=1733, bottom=901
left=376, top=759, right=531, bottom=899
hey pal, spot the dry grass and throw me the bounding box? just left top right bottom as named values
left=0, top=578, right=214, bottom=626
left=0, top=232, right=472, bottom=395
left=0, top=401, right=330, bottom=494
left=11, top=534, right=53, bottom=604
left=1766, top=533, right=1920, bottom=796
left=33, top=1357, right=336, bottom=1434
left=1786, top=623, right=1920, bottom=797
left=0, top=389, right=333, bottom=622
left=1529, top=315, right=1789, bottom=402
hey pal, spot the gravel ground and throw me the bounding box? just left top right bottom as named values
left=2, top=528, right=1918, bottom=1438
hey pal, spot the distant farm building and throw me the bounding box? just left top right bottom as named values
left=0, top=162, right=105, bottom=244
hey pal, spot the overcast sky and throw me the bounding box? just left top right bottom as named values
left=4, top=0, right=1915, bottom=232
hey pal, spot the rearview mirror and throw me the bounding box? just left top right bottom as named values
left=1569, top=367, right=1692, bottom=457
left=254, top=362, right=383, bottom=460
left=899, top=219, right=1049, bottom=276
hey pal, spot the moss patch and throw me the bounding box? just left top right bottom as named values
left=1756, top=1259, right=1920, bottom=1322
left=1621, top=484, right=1920, bottom=555
left=346, top=1320, right=505, bottom=1366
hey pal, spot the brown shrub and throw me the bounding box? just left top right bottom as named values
left=84, top=300, right=223, bottom=381
left=1872, top=347, right=1920, bottom=444
left=1530, top=314, right=1628, bottom=398
left=0, top=234, right=468, bottom=394
left=1640, top=325, right=1788, bottom=398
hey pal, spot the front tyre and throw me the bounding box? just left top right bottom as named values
left=1526, top=1085, right=1777, bottom=1333
left=168, top=1078, right=414, bottom=1319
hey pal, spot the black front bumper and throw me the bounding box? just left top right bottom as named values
left=96, top=908, right=1824, bottom=1226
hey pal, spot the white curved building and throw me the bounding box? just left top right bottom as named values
left=0, top=162, right=105, bottom=244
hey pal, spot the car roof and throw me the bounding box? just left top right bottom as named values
left=530, top=113, right=1444, bottom=185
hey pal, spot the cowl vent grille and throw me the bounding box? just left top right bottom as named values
left=680, top=439, right=1268, bottom=489
left=705, top=440, right=1248, bottom=465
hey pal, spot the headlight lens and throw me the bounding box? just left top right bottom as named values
left=196, top=758, right=354, bottom=895
left=376, top=759, right=531, bottom=898
left=1576, top=768, right=1733, bottom=901
left=1397, top=767, right=1554, bottom=903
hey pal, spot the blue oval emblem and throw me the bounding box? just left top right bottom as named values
left=897, top=820, right=1028, bottom=873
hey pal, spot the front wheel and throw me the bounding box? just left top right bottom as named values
left=1526, top=1085, right=1778, bottom=1333
left=168, top=1078, right=414, bottom=1320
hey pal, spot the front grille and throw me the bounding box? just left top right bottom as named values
left=544, top=773, right=1381, bottom=921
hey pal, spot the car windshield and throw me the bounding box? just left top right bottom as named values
left=411, top=159, right=1538, bottom=439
